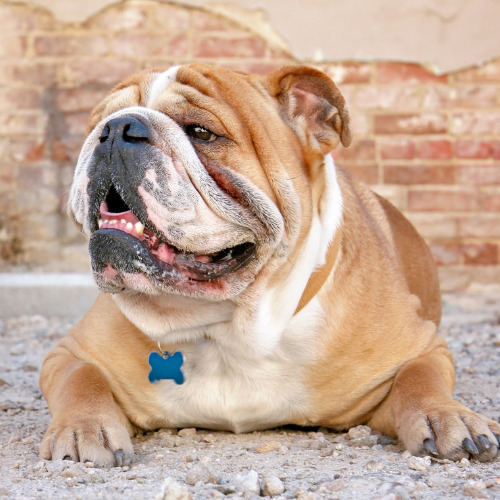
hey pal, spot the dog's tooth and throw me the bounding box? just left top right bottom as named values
left=98, top=219, right=103, bottom=228
left=111, top=220, right=117, bottom=225
left=126, top=222, right=133, bottom=231
left=135, top=222, right=145, bottom=236
left=121, top=219, right=126, bottom=224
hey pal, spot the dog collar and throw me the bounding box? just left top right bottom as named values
left=294, top=228, right=342, bottom=315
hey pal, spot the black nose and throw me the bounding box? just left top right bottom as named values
left=99, top=116, right=150, bottom=144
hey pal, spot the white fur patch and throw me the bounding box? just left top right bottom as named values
left=146, top=66, right=180, bottom=108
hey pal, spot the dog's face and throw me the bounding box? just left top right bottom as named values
left=69, top=64, right=351, bottom=301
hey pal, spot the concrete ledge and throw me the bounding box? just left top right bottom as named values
left=0, top=273, right=99, bottom=317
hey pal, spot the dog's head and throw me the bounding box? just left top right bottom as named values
left=69, top=64, right=351, bottom=302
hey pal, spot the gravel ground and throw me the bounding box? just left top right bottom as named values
left=1, top=284, right=499, bottom=499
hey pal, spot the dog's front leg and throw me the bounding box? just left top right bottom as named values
left=39, top=345, right=135, bottom=467
left=369, top=345, right=500, bottom=462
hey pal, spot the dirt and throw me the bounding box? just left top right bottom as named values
left=0, top=284, right=499, bottom=499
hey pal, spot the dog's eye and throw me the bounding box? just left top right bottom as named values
left=186, top=125, right=217, bottom=142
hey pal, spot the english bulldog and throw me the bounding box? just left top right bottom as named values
left=40, top=64, right=500, bottom=466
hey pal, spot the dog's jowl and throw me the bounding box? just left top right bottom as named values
left=39, top=64, right=500, bottom=466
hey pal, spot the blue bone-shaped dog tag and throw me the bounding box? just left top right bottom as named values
left=148, top=350, right=185, bottom=385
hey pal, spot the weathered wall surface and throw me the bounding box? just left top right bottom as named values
left=1, top=0, right=499, bottom=290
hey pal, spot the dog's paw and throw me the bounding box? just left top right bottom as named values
left=39, top=415, right=134, bottom=467
left=398, top=401, right=500, bottom=462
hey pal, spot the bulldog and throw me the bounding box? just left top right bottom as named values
left=40, top=64, right=500, bottom=466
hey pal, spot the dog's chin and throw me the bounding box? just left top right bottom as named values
left=89, top=225, right=256, bottom=298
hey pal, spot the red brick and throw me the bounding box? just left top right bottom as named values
left=417, top=140, right=453, bottom=160
left=460, top=215, right=500, bottom=238
left=453, top=60, right=500, bottom=83
left=60, top=60, right=138, bottom=87
left=451, top=112, right=500, bottom=135
left=51, top=140, right=70, bottom=163
left=406, top=213, right=459, bottom=239
left=320, top=63, right=372, bottom=84
left=408, top=189, right=478, bottom=211
left=34, top=35, right=108, bottom=57
left=191, top=11, right=232, bottom=31
left=374, top=113, right=447, bottom=135
left=492, top=141, right=500, bottom=159
left=355, top=86, right=421, bottom=110
left=455, top=140, right=492, bottom=159
left=429, top=243, right=461, bottom=265
left=0, top=35, right=26, bottom=58
left=423, top=86, right=498, bottom=109
left=334, top=140, right=376, bottom=161
left=10, top=140, right=45, bottom=162
left=340, top=164, right=378, bottom=185
left=112, top=33, right=188, bottom=58
left=0, top=163, right=16, bottom=186
left=479, top=189, right=500, bottom=211
left=62, top=112, right=90, bottom=137
left=193, top=36, right=266, bottom=58
left=462, top=243, right=498, bottom=265
left=379, top=138, right=415, bottom=160
left=18, top=165, right=44, bottom=187
left=51, top=137, right=83, bottom=164
left=376, top=62, right=447, bottom=84
left=55, top=88, right=109, bottom=113
left=458, top=165, right=500, bottom=185
left=0, top=113, right=47, bottom=136
left=384, top=165, right=456, bottom=185
left=224, top=62, right=294, bottom=75
left=0, top=61, right=58, bottom=86
left=0, top=88, right=40, bottom=109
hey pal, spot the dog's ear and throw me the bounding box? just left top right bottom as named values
left=263, top=66, right=352, bottom=153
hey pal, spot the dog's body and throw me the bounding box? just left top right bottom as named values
left=40, top=64, right=499, bottom=466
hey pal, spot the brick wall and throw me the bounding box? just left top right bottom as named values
left=0, top=1, right=499, bottom=290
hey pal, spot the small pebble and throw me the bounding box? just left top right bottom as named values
left=157, top=477, right=192, bottom=500
left=349, top=435, right=379, bottom=448
left=463, top=480, right=488, bottom=499
left=256, top=440, right=282, bottom=453
left=317, top=479, right=348, bottom=493
left=261, top=475, right=285, bottom=497
left=346, top=425, right=372, bottom=440
left=407, top=456, right=431, bottom=472
left=185, top=464, right=219, bottom=486
left=366, top=460, right=383, bottom=471
left=178, top=428, right=197, bottom=437
left=234, top=470, right=260, bottom=495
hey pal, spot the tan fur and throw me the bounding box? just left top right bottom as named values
left=40, top=64, right=500, bottom=466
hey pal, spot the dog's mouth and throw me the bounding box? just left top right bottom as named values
left=91, top=185, right=256, bottom=285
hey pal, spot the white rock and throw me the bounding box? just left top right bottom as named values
left=156, top=477, right=192, bottom=500
left=346, top=425, right=372, bottom=440
left=407, top=456, right=431, bottom=472
left=234, top=470, right=260, bottom=495
left=261, top=476, right=285, bottom=497
left=178, top=428, right=197, bottom=437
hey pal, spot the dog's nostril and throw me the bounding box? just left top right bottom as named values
left=122, top=119, right=150, bottom=144
left=99, top=124, right=110, bottom=144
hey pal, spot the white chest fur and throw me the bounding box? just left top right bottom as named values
left=149, top=302, right=324, bottom=433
